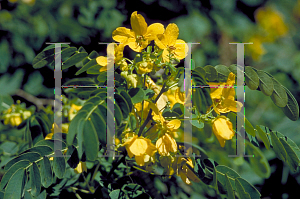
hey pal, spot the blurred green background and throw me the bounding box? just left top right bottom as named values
left=1, top=0, right=300, bottom=198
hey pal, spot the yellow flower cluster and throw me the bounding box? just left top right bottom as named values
left=248, top=6, right=288, bottom=60
left=96, top=11, right=188, bottom=77
left=208, top=72, right=241, bottom=147
left=2, top=105, right=31, bottom=127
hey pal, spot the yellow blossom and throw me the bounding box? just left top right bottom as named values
left=112, top=11, right=164, bottom=52
left=74, top=161, right=87, bottom=174
left=209, top=72, right=243, bottom=114
left=255, top=7, right=288, bottom=41
left=156, top=133, right=178, bottom=156
left=96, top=43, right=125, bottom=72
left=137, top=61, right=154, bottom=74
left=247, top=35, right=266, bottom=61
left=69, top=103, right=82, bottom=121
left=4, top=113, right=22, bottom=127
left=45, top=123, right=69, bottom=140
left=212, top=117, right=235, bottom=147
left=121, top=71, right=139, bottom=88
left=165, top=86, right=191, bottom=109
left=155, top=23, right=188, bottom=62
left=173, top=157, right=200, bottom=185
left=123, top=133, right=157, bottom=166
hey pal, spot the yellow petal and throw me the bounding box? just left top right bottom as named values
left=226, top=72, right=236, bottom=86
left=164, top=23, right=179, bottom=46
left=144, top=23, right=165, bottom=41
left=129, top=138, right=148, bottom=156
left=156, top=133, right=177, bottom=156
left=155, top=34, right=167, bottom=49
left=212, top=118, right=235, bottom=147
left=174, top=39, right=188, bottom=60
left=112, top=27, right=134, bottom=43
left=128, top=39, right=147, bottom=52
left=96, top=56, right=108, bottom=66
left=74, top=161, right=87, bottom=174
left=167, top=119, right=181, bottom=130
left=135, top=155, right=145, bottom=166
left=130, top=11, right=147, bottom=36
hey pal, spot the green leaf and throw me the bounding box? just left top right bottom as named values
left=30, top=162, right=41, bottom=196
left=120, top=91, right=133, bottom=113
left=194, top=158, right=206, bottom=179
left=63, top=77, right=97, bottom=86
left=76, top=59, right=98, bottom=75
left=215, top=65, right=231, bottom=82
left=281, top=86, right=299, bottom=121
left=83, top=120, right=99, bottom=161
left=246, top=142, right=271, bottom=179
left=52, top=150, right=66, bottom=179
left=89, top=50, right=99, bottom=59
left=256, top=70, right=274, bottom=96
left=235, top=179, right=251, bottom=199
left=279, top=138, right=300, bottom=172
left=90, top=112, right=106, bottom=145
left=0, top=160, right=30, bottom=190
left=190, top=114, right=204, bottom=129
left=5, top=152, right=41, bottom=171
left=114, top=101, right=123, bottom=126
left=67, top=111, right=88, bottom=146
left=256, top=125, right=270, bottom=150
left=229, top=64, right=238, bottom=75
left=235, top=178, right=261, bottom=199
left=110, top=189, right=121, bottom=199
left=87, top=65, right=102, bottom=74
left=245, top=66, right=259, bottom=90
left=62, top=52, right=88, bottom=70
left=194, top=66, right=206, bottom=79
left=30, top=116, right=44, bottom=145
left=224, top=174, right=235, bottom=199
left=40, top=157, right=53, bottom=188
left=215, top=165, right=240, bottom=190
left=144, top=89, right=156, bottom=100
left=115, top=93, right=130, bottom=119
left=97, top=71, right=107, bottom=82
left=32, top=48, right=55, bottom=69
left=270, top=131, right=287, bottom=162
left=66, top=146, right=79, bottom=169
left=3, top=168, right=25, bottom=199
left=203, top=65, right=218, bottom=82
left=270, top=78, right=288, bottom=107
left=128, top=87, right=145, bottom=104
left=61, top=47, right=77, bottom=61
left=244, top=117, right=255, bottom=137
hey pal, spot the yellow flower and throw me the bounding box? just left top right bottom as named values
left=69, top=103, right=82, bottom=121
left=173, top=157, right=200, bottom=185
left=155, top=23, right=188, bottom=62
left=209, top=72, right=243, bottom=114
left=4, top=113, right=22, bottom=127
left=255, top=7, right=288, bottom=41
left=165, top=86, right=191, bottom=109
left=123, top=133, right=157, bottom=166
left=45, top=123, right=69, bottom=140
left=96, top=43, right=125, bottom=72
left=112, top=11, right=164, bottom=52
left=74, top=161, right=87, bottom=174
left=212, top=117, right=235, bottom=147
left=137, top=61, right=154, bottom=74
left=156, top=133, right=178, bottom=156
left=247, top=35, right=266, bottom=61
left=121, top=71, right=139, bottom=88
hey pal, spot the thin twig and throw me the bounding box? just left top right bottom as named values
left=14, top=89, right=54, bottom=110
